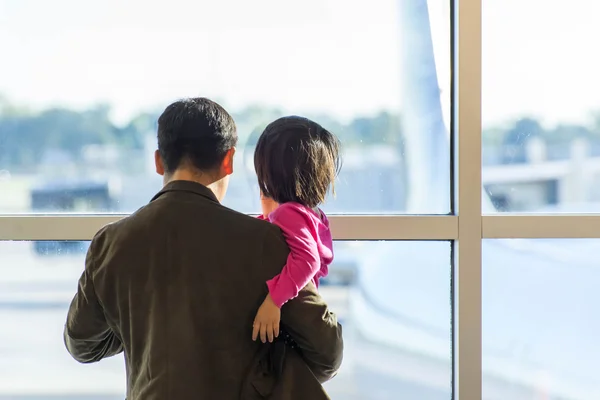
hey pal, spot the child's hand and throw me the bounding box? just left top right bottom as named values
left=252, top=294, right=280, bottom=343
left=260, top=192, right=279, bottom=218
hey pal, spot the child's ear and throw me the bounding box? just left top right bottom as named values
left=222, top=147, right=235, bottom=175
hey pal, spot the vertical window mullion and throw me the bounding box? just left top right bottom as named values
left=453, top=0, right=483, bottom=398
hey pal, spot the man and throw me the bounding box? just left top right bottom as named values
left=63, top=97, right=343, bottom=399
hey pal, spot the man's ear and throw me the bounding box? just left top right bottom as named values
left=222, top=147, right=235, bottom=175
left=155, top=150, right=165, bottom=176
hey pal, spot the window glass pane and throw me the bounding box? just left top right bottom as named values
left=483, top=0, right=600, bottom=213
left=0, top=0, right=451, bottom=215
left=483, top=239, right=600, bottom=399
left=1, top=240, right=451, bottom=399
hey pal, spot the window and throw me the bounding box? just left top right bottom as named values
left=0, top=0, right=451, bottom=215
left=483, top=239, right=600, bottom=399
left=482, top=0, right=600, bottom=213
left=3, top=0, right=597, bottom=399
left=0, top=241, right=451, bottom=400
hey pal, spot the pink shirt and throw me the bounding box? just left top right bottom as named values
left=258, top=202, right=333, bottom=308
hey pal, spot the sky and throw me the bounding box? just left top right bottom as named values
left=1, top=0, right=600, bottom=127
left=0, top=0, right=400, bottom=124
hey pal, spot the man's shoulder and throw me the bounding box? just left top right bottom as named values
left=86, top=204, right=161, bottom=256
left=212, top=206, right=289, bottom=254
left=94, top=201, right=286, bottom=246
left=92, top=206, right=147, bottom=239
left=219, top=206, right=286, bottom=240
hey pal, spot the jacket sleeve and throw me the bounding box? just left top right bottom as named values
left=266, top=207, right=321, bottom=308
left=63, top=232, right=123, bottom=363
left=260, top=227, right=343, bottom=383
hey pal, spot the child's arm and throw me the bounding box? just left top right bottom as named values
left=252, top=205, right=321, bottom=343
left=252, top=227, right=343, bottom=381
left=267, top=206, right=321, bottom=307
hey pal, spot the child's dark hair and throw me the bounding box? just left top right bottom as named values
left=254, top=116, right=341, bottom=209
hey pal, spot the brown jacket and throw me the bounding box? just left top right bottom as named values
left=64, top=180, right=343, bottom=399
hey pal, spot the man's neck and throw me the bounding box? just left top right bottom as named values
left=164, top=169, right=221, bottom=198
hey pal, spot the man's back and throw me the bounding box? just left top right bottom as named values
left=64, top=181, right=343, bottom=399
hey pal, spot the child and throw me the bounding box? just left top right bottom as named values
left=251, top=116, right=341, bottom=344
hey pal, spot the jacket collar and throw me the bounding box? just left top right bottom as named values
left=151, top=180, right=219, bottom=204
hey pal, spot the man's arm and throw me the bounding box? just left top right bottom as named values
left=64, top=233, right=123, bottom=363
left=261, top=227, right=343, bottom=383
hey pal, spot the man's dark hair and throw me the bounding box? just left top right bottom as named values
left=254, top=116, right=341, bottom=208
left=157, top=97, right=238, bottom=173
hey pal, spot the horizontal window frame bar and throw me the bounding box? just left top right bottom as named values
left=483, top=214, right=600, bottom=238
left=0, top=215, right=459, bottom=241
left=5, top=214, right=600, bottom=241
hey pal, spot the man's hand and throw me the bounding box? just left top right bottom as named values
left=252, top=294, right=281, bottom=343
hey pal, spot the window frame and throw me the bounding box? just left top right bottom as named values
left=2, top=0, right=597, bottom=398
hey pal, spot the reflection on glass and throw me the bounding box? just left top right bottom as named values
left=483, top=0, right=600, bottom=213
left=0, top=0, right=451, bottom=214
left=483, top=239, right=600, bottom=399
left=0, top=240, right=452, bottom=400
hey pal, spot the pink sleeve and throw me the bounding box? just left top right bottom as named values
left=266, top=206, right=320, bottom=308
